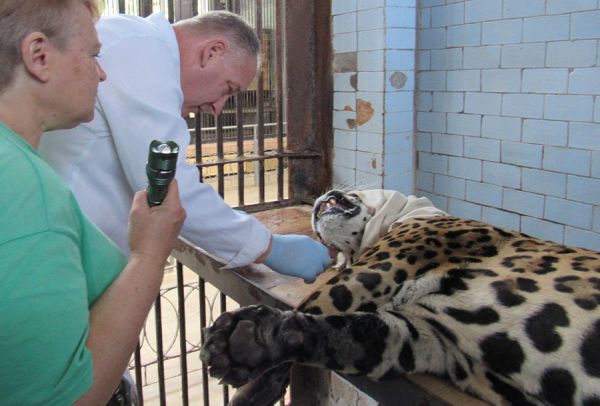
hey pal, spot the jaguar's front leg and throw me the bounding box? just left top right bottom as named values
left=200, top=305, right=305, bottom=387
left=200, top=304, right=424, bottom=387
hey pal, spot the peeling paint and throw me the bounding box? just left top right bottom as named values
left=356, top=99, right=374, bottom=126
left=350, top=73, right=358, bottom=90
left=347, top=118, right=357, bottom=129
left=389, top=71, right=407, bottom=89
left=371, top=159, right=377, bottom=169
left=334, top=52, right=358, bottom=73
left=343, top=105, right=354, bottom=112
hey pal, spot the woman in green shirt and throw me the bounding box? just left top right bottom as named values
left=0, top=1, right=186, bottom=404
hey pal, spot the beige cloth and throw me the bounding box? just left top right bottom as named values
left=354, top=190, right=447, bottom=256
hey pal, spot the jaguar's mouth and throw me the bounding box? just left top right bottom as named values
left=314, top=192, right=360, bottom=220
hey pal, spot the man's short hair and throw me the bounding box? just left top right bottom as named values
left=0, top=0, right=100, bottom=93
left=175, top=10, right=261, bottom=62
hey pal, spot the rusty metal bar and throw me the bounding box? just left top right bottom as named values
left=285, top=1, right=333, bottom=200
left=236, top=94, right=245, bottom=205
left=195, top=150, right=321, bottom=168
left=236, top=198, right=301, bottom=214
left=275, top=0, right=284, bottom=201
left=134, top=343, right=144, bottom=406
left=176, top=262, right=190, bottom=406
left=199, top=277, right=210, bottom=406
left=220, top=292, right=229, bottom=403
left=255, top=0, right=265, bottom=203
left=154, top=295, right=166, bottom=406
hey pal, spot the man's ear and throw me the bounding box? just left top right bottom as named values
left=20, top=32, right=52, bottom=82
left=199, top=39, right=228, bottom=68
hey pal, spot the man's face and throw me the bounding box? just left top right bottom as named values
left=51, top=2, right=106, bottom=127
left=180, top=49, right=257, bottom=117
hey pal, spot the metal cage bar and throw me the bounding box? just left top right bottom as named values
left=255, top=0, right=265, bottom=203
left=167, top=0, right=175, bottom=23
left=134, top=343, right=144, bottom=406
left=199, top=278, right=210, bottom=406
left=154, top=295, right=167, bottom=405
left=220, top=292, right=229, bottom=403
left=138, top=0, right=152, bottom=17
left=216, top=114, right=225, bottom=197
left=194, top=113, right=204, bottom=183
left=176, top=262, right=190, bottom=406
left=275, top=0, right=284, bottom=201
left=235, top=95, right=246, bottom=205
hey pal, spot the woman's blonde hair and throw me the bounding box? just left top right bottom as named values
left=0, top=0, right=101, bottom=93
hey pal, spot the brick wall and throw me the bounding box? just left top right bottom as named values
left=416, top=0, right=600, bottom=250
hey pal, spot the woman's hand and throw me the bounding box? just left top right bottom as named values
left=128, top=179, right=186, bottom=264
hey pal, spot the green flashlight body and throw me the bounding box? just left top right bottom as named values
left=146, top=140, right=179, bottom=207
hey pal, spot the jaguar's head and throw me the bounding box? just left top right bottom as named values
left=312, top=190, right=373, bottom=269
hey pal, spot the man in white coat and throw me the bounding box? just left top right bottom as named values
left=39, top=10, right=331, bottom=283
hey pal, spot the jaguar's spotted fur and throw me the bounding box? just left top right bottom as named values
left=201, top=190, right=600, bottom=406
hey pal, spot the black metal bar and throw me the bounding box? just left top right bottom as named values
left=275, top=0, right=284, bottom=201
left=255, top=0, right=265, bottom=203
left=118, top=0, right=125, bottom=13
left=216, top=114, right=225, bottom=198
left=199, top=278, right=210, bottom=406
left=220, top=292, right=229, bottom=404
left=177, top=262, right=190, bottom=406
left=167, top=0, right=175, bottom=23
left=212, top=0, right=222, bottom=10
left=154, top=295, right=166, bottom=406
left=135, top=343, right=144, bottom=406
left=139, top=0, right=152, bottom=17
left=192, top=0, right=198, bottom=16
left=194, top=112, right=204, bottom=183
left=236, top=94, right=245, bottom=205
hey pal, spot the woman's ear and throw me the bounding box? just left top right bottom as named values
left=20, top=32, right=52, bottom=82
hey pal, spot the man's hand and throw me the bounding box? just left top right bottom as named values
left=263, top=234, right=332, bottom=283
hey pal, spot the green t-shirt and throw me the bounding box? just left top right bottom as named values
left=0, top=123, right=127, bottom=405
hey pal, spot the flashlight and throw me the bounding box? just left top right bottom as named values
left=146, top=140, right=179, bottom=207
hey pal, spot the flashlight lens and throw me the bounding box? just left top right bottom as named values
left=157, top=144, right=172, bottom=154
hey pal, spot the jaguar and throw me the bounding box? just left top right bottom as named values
left=201, top=189, right=600, bottom=406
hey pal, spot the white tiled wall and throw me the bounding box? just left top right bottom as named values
left=331, top=0, right=417, bottom=192
left=415, top=1, right=600, bottom=250
left=331, top=0, right=600, bottom=251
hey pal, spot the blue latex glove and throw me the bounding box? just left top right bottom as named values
left=263, top=234, right=332, bottom=283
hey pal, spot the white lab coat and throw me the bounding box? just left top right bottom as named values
left=39, top=12, right=271, bottom=268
